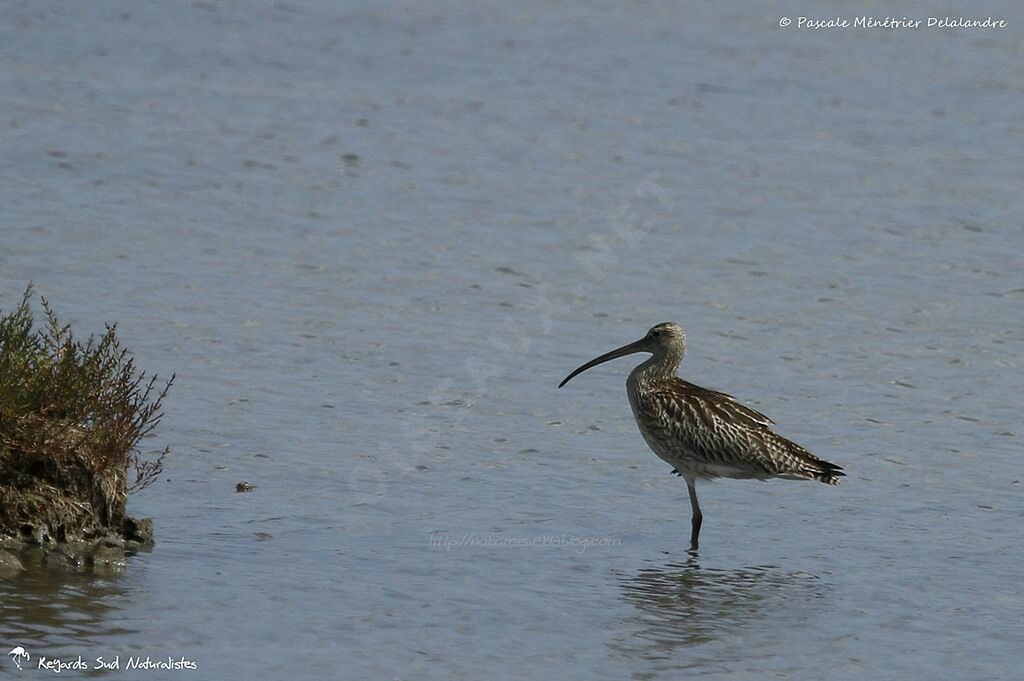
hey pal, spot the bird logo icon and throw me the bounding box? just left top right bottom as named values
left=7, top=646, right=31, bottom=671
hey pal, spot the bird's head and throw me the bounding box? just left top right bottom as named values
left=558, top=322, right=686, bottom=388
left=643, top=322, right=686, bottom=352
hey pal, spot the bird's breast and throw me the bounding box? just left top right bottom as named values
left=627, top=379, right=690, bottom=461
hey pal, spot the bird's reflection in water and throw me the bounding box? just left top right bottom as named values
left=613, top=556, right=826, bottom=671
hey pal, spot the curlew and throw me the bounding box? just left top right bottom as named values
left=559, top=322, right=843, bottom=550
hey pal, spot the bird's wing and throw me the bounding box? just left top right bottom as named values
left=672, top=379, right=774, bottom=428
left=641, top=382, right=842, bottom=483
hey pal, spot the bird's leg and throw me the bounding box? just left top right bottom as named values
left=686, top=478, right=702, bottom=550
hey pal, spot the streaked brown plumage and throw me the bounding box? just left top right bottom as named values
left=559, top=322, right=843, bottom=549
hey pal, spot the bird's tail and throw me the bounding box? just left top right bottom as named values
left=812, top=459, right=845, bottom=485
left=785, top=440, right=845, bottom=485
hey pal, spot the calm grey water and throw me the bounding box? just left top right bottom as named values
left=2, top=1, right=1022, bottom=679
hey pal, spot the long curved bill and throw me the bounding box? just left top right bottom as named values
left=558, top=337, right=647, bottom=388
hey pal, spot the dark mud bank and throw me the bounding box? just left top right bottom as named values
left=0, top=518, right=153, bottom=576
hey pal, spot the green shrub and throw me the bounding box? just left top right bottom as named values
left=0, top=286, right=173, bottom=541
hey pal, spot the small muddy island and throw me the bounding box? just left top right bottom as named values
left=0, top=288, right=172, bottom=574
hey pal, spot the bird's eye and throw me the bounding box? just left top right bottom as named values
left=651, top=329, right=660, bottom=337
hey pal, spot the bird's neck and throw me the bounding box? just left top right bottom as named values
left=631, top=350, right=682, bottom=384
